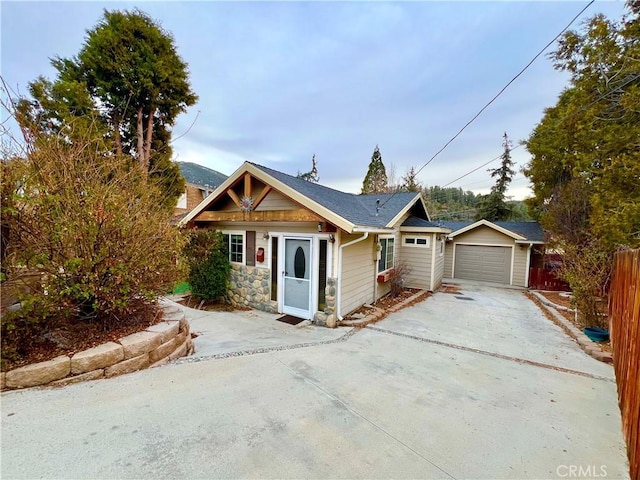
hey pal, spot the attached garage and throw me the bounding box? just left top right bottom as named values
left=454, top=244, right=511, bottom=284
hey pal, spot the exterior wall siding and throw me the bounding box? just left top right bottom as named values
left=174, top=184, right=208, bottom=215
left=433, top=236, right=445, bottom=290
left=512, top=244, right=528, bottom=287
left=399, top=239, right=433, bottom=290
left=340, top=235, right=375, bottom=316
left=253, top=190, right=298, bottom=211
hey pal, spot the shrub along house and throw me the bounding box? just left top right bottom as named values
left=180, top=162, right=450, bottom=325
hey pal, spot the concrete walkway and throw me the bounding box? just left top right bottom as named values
left=176, top=301, right=351, bottom=358
left=1, top=285, right=628, bottom=479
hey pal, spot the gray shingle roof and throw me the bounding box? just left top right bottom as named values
left=178, top=162, right=228, bottom=189
left=434, top=220, right=545, bottom=242
left=251, top=163, right=421, bottom=229
left=401, top=216, right=445, bottom=228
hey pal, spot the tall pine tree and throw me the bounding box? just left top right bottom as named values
left=475, top=133, right=515, bottom=221
left=361, top=145, right=388, bottom=194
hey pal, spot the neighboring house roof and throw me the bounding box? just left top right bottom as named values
left=178, top=162, right=228, bottom=189
left=181, top=161, right=432, bottom=233
left=435, top=219, right=545, bottom=243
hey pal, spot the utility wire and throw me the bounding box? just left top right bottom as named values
left=379, top=0, right=595, bottom=210
left=437, top=71, right=640, bottom=192
left=441, top=144, right=523, bottom=188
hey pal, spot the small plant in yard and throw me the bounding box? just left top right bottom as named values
left=182, top=229, right=230, bottom=302
left=389, top=260, right=412, bottom=297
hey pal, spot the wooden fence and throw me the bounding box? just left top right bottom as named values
left=609, top=249, right=640, bottom=480
left=528, top=267, right=571, bottom=291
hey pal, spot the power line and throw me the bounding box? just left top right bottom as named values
left=438, top=71, right=640, bottom=191
left=441, top=144, right=523, bottom=188
left=379, top=0, right=595, bottom=210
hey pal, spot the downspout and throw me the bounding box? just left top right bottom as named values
left=337, top=232, right=369, bottom=320
left=524, top=243, right=532, bottom=288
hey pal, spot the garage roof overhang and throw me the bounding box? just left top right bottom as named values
left=447, top=219, right=526, bottom=241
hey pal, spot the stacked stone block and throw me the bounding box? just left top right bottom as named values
left=1, top=304, right=193, bottom=390
left=229, top=264, right=277, bottom=313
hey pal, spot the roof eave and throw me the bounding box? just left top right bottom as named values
left=448, top=219, right=526, bottom=241
left=400, top=226, right=452, bottom=233
left=384, top=192, right=425, bottom=228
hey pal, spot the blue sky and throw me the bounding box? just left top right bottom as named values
left=1, top=1, right=628, bottom=199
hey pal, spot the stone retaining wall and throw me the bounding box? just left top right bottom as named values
left=0, top=304, right=193, bottom=391
left=229, top=264, right=277, bottom=313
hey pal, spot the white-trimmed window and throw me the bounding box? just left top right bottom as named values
left=222, top=232, right=244, bottom=263
left=378, top=237, right=395, bottom=272
left=403, top=235, right=430, bottom=248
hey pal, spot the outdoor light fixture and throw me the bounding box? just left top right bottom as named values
left=318, top=222, right=322, bottom=232
left=262, top=232, right=270, bottom=240
left=329, top=233, right=335, bottom=243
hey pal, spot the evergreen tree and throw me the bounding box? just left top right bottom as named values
left=16, top=8, right=197, bottom=208
left=361, top=145, right=388, bottom=194
left=475, top=133, right=515, bottom=221
left=297, top=154, right=319, bottom=183
left=401, top=166, right=421, bottom=192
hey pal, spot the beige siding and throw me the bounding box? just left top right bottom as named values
left=512, top=244, right=528, bottom=287
left=433, top=237, right=445, bottom=290
left=399, top=238, right=432, bottom=290
left=254, top=190, right=298, bottom=211
left=340, top=234, right=376, bottom=316
left=444, top=242, right=454, bottom=278
left=453, top=226, right=515, bottom=245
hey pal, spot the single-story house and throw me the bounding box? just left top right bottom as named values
left=436, top=220, right=546, bottom=287
left=174, top=162, right=228, bottom=219
left=180, top=162, right=450, bottom=324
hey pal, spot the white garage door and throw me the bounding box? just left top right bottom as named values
left=454, top=245, right=511, bottom=284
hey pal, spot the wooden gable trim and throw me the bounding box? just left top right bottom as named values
left=227, top=189, right=241, bottom=208
left=181, top=162, right=356, bottom=232
left=252, top=185, right=272, bottom=209
left=195, top=208, right=323, bottom=223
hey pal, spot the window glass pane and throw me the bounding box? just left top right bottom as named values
left=416, top=238, right=427, bottom=245
left=378, top=238, right=394, bottom=272
left=405, top=238, right=415, bottom=244
left=229, top=234, right=243, bottom=263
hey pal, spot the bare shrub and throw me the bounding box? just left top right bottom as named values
left=1, top=132, right=185, bottom=363
left=389, top=260, right=412, bottom=297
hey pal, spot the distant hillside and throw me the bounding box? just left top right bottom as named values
left=423, top=186, right=531, bottom=221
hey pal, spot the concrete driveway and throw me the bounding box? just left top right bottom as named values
left=1, top=283, right=628, bottom=479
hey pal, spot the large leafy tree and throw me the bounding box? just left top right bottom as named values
left=16, top=9, right=197, bottom=208
left=476, top=132, right=516, bottom=221
left=361, top=145, right=388, bottom=194
left=524, top=3, right=640, bottom=325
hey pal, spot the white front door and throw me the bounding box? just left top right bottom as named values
left=282, top=237, right=312, bottom=319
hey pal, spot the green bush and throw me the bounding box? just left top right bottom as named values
left=183, top=229, right=230, bottom=301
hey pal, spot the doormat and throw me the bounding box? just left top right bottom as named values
left=276, top=315, right=305, bottom=326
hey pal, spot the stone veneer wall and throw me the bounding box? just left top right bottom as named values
left=0, top=304, right=193, bottom=391
left=229, top=264, right=277, bottom=313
